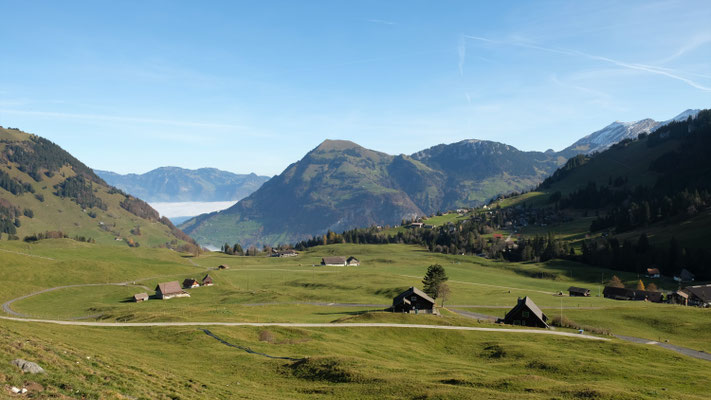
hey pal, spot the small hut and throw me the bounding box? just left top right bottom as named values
left=182, top=278, right=200, bottom=289
left=133, top=293, right=148, bottom=302
left=202, top=274, right=214, bottom=286
left=346, top=256, right=360, bottom=266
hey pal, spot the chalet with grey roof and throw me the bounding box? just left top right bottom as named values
left=155, top=281, right=190, bottom=300
left=321, top=256, right=347, bottom=266
left=503, top=297, right=548, bottom=328
left=392, top=287, right=437, bottom=314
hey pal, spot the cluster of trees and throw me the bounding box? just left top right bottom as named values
left=590, top=189, right=710, bottom=232
left=54, top=176, right=107, bottom=210
left=4, top=135, right=101, bottom=183
left=576, top=234, right=710, bottom=280
left=0, top=201, right=22, bottom=234
left=220, top=242, right=266, bottom=256
left=0, top=169, right=34, bottom=195
left=608, top=275, right=659, bottom=292
left=503, top=233, right=572, bottom=262
left=120, top=196, right=159, bottom=221
left=23, top=231, right=95, bottom=243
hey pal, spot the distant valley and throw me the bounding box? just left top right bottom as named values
left=95, top=167, right=270, bottom=223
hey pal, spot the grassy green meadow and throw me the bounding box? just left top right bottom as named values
left=1, top=239, right=709, bottom=398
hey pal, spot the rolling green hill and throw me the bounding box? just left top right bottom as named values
left=0, top=127, right=197, bottom=250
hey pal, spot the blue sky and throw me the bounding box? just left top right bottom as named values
left=1, top=0, right=709, bottom=176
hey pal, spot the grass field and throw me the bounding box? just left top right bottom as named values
left=1, top=239, right=709, bottom=398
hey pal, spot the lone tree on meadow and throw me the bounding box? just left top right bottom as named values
left=437, top=282, right=451, bottom=307
left=422, top=264, right=448, bottom=299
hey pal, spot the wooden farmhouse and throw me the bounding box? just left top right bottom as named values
left=668, top=290, right=689, bottom=306
left=133, top=293, right=148, bottom=302
left=202, top=274, right=214, bottom=286
left=603, top=286, right=663, bottom=303
left=568, top=286, right=591, bottom=297
left=182, top=278, right=200, bottom=289
left=155, top=281, right=190, bottom=299
left=271, top=249, right=298, bottom=257
left=321, top=256, right=347, bottom=266
left=346, top=256, right=360, bottom=266
left=503, top=297, right=549, bottom=328
left=682, top=285, right=711, bottom=307
left=646, top=268, right=661, bottom=278
left=392, top=287, right=437, bottom=314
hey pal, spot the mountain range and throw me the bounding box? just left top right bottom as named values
left=181, top=109, right=700, bottom=248
left=561, top=109, right=699, bottom=156
left=95, top=167, right=270, bottom=203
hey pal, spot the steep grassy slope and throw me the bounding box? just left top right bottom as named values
left=0, top=127, right=195, bottom=249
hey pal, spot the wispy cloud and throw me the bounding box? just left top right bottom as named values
left=366, top=19, right=396, bottom=26
left=655, top=33, right=711, bottom=64
left=462, top=35, right=711, bottom=92
left=458, top=36, right=466, bottom=76
left=0, top=109, right=247, bottom=130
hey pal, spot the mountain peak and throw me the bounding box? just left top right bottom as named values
left=313, top=139, right=363, bottom=152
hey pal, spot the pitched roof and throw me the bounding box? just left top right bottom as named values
left=133, top=293, right=148, bottom=301
left=183, top=278, right=199, bottom=287
left=684, top=284, right=711, bottom=302
left=322, top=256, right=347, bottom=264
left=567, top=286, right=590, bottom=294
left=680, top=269, right=695, bottom=280
left=647, top=268, right=660, bottom=275
left=155, top=281, right=184, bottom=295
left=202, top=274, right=213, bottom=283
left=393, top=287, right=435, bottom=305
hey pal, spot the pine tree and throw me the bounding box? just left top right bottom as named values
left=422, top=264, right=448, bottom=299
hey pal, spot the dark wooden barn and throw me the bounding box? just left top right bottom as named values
left=392, top=287, right=436, bottom=314
left=503, top=297, right=549, bottom=328
left=603, top=286, right=663, bottom=302
left=568, top=286, right=591, bottom=297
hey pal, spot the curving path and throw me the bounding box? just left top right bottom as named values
left=0, top=315, right=608, bottom=341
